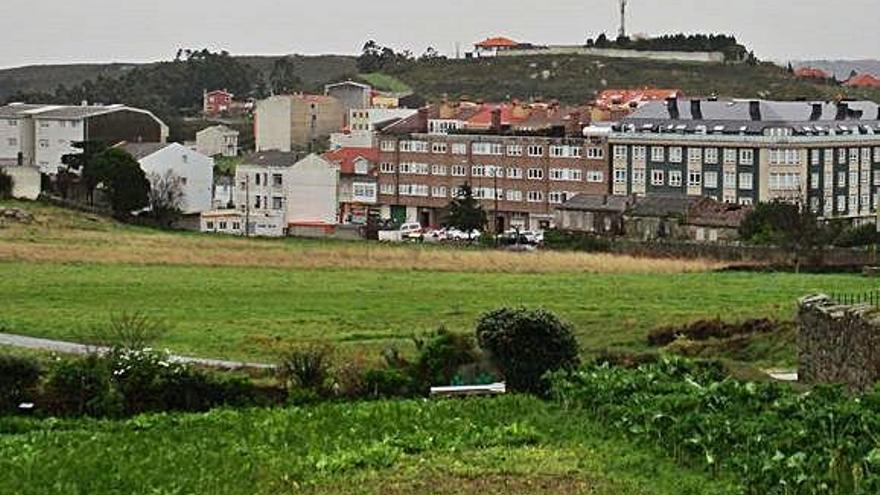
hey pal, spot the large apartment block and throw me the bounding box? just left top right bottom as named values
left=608, top=99, right=880, bottom=219
left=376, top=101, right=605, bottom=230
left=0, top=103, right=168, bottom=174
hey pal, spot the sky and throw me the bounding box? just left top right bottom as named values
left=3, top=0, right=878, bottom=69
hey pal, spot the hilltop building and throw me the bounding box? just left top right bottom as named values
left=844, top=74, right=880, bottom=89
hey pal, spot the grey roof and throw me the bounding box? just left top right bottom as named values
left=627, top=195, right=701, bottom=218
left=559, top=194, right=632, bottom=213
left=117, top=142, right=170, bottom=160
left=32, top=104, right=128, bottom=120
left=0, top=104, right=49, bottom=118
left=241, top=150, right=305, bottom=167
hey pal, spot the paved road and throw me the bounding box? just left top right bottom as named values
left=0, top=333, right=276, bottom=371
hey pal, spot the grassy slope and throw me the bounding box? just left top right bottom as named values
left=0, top=396, right=736, bottom=495
left=358, top=72, right=412, bottom=93
left=0, top=201, right=875, bottom=363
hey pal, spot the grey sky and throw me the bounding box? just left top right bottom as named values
left=3, top=0, right=878, bottom=69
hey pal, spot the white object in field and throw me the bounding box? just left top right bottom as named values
left=430, top=383, right=507, bottom=397
left=378, top=230, right=403, bottom=242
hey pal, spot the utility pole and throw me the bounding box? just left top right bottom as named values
left=244, top=174, right=250, bottom=237
left=619, top=0, right=628, bottom=39
left=493, top=166, right=500, bottom=243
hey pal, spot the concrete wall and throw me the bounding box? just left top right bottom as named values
left=139, top=144, right=214, bottom=214
left=798, top=294, right=880, bottom=393
left=287, top=154, right=339, bottom=225
left=0, top=117, right=25, bottom=163
left=255, top=96, right=293, bottom=152
left=196, top=126, right=239, bottom=157
left=498, top=46, right=726, bottom=63
left=1, top=165, right=41, bottom=200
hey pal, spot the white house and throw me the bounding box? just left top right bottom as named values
left=196, top=125, right=239, bottom=157
left=118, top=142, right=214, bottom=214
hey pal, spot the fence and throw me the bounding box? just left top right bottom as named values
left=829, top=290, right=880, bottom=308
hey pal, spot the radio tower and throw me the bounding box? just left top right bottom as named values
left=618, top=0, right=628, bottom=39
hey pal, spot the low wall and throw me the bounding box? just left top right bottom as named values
left=798, top=294, right=880, bottom=392
left=498, top=46, right=726, bottom=63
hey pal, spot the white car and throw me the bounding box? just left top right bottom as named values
left=399, top=222, right=424, bottom=240
left=446, top=228, right=481, bottom=241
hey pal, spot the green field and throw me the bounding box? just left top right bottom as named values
left=0, top=261, right=873, bottom=362
left=0, top=396, right=735, bottom=495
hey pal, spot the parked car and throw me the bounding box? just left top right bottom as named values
left=399, top=222, right=424, bottom=240
left=446, top=228, right=481, bottom=241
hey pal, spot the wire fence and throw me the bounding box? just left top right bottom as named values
left=830, top=290, right=880, bottom=307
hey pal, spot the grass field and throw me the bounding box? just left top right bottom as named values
left=0, top=201, right=875, bottom=363
left=0, top=396, right=736, bottom=495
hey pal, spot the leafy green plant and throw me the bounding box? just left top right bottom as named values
left=277, top=344, right=334, bottom=395
left=44, top=354, right=122, bottom=418
left=411, top=327, right=480, bottom=391
left=476, top=307, right=580, bottom=395
left=0, top=354, right=41, bottom=413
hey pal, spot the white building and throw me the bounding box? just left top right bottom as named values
left=196, top=125, right=239, bottom=157
left=0, top=103, right=168, bottom=174
left=118, top=142, right=214, bottom=214
left=254, top=94, right=344, bottom=152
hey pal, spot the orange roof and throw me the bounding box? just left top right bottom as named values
left=594, top=89, right=683, bottom=109
left=844, top=74, right=880, bottom=88
left=466, top=104, right=530, bottom=127
left=794, top=67, right=830, bottom=79
left=475, top=37, right=519, bottom=48
left=323, top=147, right=379, bottom=175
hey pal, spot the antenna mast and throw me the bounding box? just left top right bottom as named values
left=619, top=0, right=628, bottom=39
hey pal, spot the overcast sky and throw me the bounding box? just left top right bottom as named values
left=3, top=0, right=878, bottom=69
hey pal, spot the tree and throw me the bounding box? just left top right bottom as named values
left=62, top=141, right=110, bottom=204
left=0, top=169, right=12, bottom=199
left=92, top=149, right=150, bottom=217
left=269, top=57, right=303, bottom=95
left=739, top=200, right=829, bottom=271
left=446, top=184, right=486, bottom=239
left=476, top=308, right=580, bottom=395
left=147, top=170, right=185, bottom=228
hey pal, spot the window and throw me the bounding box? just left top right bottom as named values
left=704, top=148, right=718, bottom=164
left=550, top=146, right=566, bottom=158
left=723, top=148, right=737, bottom=164
left=380, top=183, right=395, bottom=194
left=471, top=165, right=485, bottom=177
left=723, top=171, right=736, bottom=189
left=527, top=145, right=544, bottom=157
left=527, top=168, right=544, bottom=180
left=549, top=191, right=567, bottom=204
left=768, top=173, right=800, bottom=190
left=506, top=167, right=523, bottom=179
left=431, top=164, right=447, bottom=176
left=451, top=143, right=467, bottom=155
left=874, top=170, right=880, bottom=187
left=272, top=174, right=283, bottom=186
left=838, top=148, right=847, bottom=164
left=472, top=142, right=503, bottom=155
left=850, top=171, right=858, bottom=187
left=39, top=139, right=49, bottom=148
left=206, top=221, right=214, bottom=229
left=400, top=141, right=428, bottom=153
left=7, top=138, right=17, bottom=147
left=668, top=170, right=682, bottom=187
left=380, top=140, right=396, bottom=152
left=180, top=177, right=188, bottom=186
left=527, top=191, right=544, bottom=202
left=838, top=171, right=847, bottom=187
left=769, top=149, right=801, bottom=166
left=632, top=169, right=646, bottom=185
left=651, top=147, right=665, bottom=162
left=875, top=147, right=880, bottom=163
left=380, top=162, right=395, bottom=174
left=272, top=197, right=283, bottom=210
left=353, top=183, right=376, bottom=200
left=613, top=146, right=628, bottom=160
left=550, top=168, right=565, bottom=180
left=668, top=147, right=683, bottom=163
left=632, top=146, right=647, bottom=161
left=614, top=169, right=627, bottom=184
left=7, top=119, right=17, bottom=127
left=586, top=171, right=604, bottom=183
left=219, top=221, right=227, bottom=230
left=739, top=149, right=754, bottom=165
left=233, top=222, right=241, bottom=230
left=688, top=170, right=702, bottom=187
left=586, top=147, right=604, bottom=159
left=506, top=145, right=523, bottom=156
left=739, top=173, right=754, bottom=190
left=704, top=171, right=718, bottom=188
left=451, top=165, right=467, bottom=177
left=39, top=121, right=50, bottom=128
left=688, top=148, right=702, bottom=163
left=431, top=142, right=447, bottom=154
left=506, top=190, right=523, bottom=202
left=811, top=149, right=821, bottom=166
left=485, top=166, right=503, bottom=178
left=811, top=172, right=820, bottom=189
left=651, top=170, right=665, bottom=186
left=837, top=195, right=846, bottom=212
left=431, top=186, right=447, bottom=198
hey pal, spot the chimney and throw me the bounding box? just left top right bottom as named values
left=417, top=107, right=430, bottom=133
left=690, top=99, right=703, bottom=120
left=749, top=100, right=761, bottom=121
left=490, top=108, right=502, bottom=133
left=836, top=102, right=849, bottom=121
left=566, top=111, right=582, bottom=137
left=666, top=97, right=680, bottom=119
left=809, top=103, right=823, bottom=121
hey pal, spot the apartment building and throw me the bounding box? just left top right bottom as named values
left=255, top=94, right=345, bottom=152
left=0, top=103, right=168, bottom=174
left=323, top=147, right=379, bottom=225
left=196, top=125, right=239, bottom=157
left=376, top=103, right=605, bottom=231
left=608, top=98, right=880, bottom=220
left=117, top=142, right=214, bottom=214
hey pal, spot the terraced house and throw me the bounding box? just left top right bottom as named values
left=608, top=98, right=880, bottom=220
left=375, top=100, right=607, bottom=231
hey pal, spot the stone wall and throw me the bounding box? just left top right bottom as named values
left=498, top=46, right=726, bottom=63
left=798, top=294, right=880, bottom=392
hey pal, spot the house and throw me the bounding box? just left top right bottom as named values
left=473, top=37, right=521, bottom=58
left=554, top=194, right=631, bottom=235
left=323, top=147, right=379, bottom=225
left=203, top=89, right=234, bottom=116
left=685, top=196, right=751, bottom=243
left=255, top=94, right=345, bottom=152
left=325, top=81, right=372, bottom=124
left=843, top=73, right=880, bottom=88
left=0, top=103, right=168, bottom=174
left=200, top=210, right=244, bottom=235
left=117, top=142, right=214, bottom=214
left=196, top=125, right=239, bottom=157
left=213, top=175, right=234, bottom=209
left=794, top=67, right=830, bottom=80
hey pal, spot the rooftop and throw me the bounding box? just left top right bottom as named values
left=323, top=147, right=379, bottom=175
left=241, top=150, right=305, bottom=168
left=116, top=142, right=170, bottom=160
left=844, top=74, right=880, bottom=88
left=475, top=37, right=520, bottom=48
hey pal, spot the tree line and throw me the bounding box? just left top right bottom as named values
left=587, top=33, right=754, bottom=62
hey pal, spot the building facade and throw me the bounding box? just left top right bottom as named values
left=118, top=142, right=214, bottom=214
left=255, top=94, right=345, bottom=152
left=203, top=89, right=234, bottom=116
left=196, top=125, right=239, bottom=157
left=609, top=99, right=880, bottom=220
left=324, top=147, right=379, bottom=225
left=325, top=81, right=372, bottom=124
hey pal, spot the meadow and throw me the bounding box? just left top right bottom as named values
left=0, top=201, right=875, bottom=362
left=0, top=396, right=736, bottom=495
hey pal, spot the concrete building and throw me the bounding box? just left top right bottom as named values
left=325, top=81, right=372, bottom=124
left=608, top=98, right=880, bottom=220
left=0, top=103, right=168, bottom=174
left=196, top=125, right=239, bottom=157
left=118, top=142, right=214, bottom=214
left=376, top=103, right=603, bottom=231
left=324, top=147, right=379, bottom=225
left=255, top=94, right=345, bottom=152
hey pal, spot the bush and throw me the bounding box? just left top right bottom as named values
left=834, top=224, right=880, bottom=248
left=476, top=308, right=580, bottom=395
left=85, top=312, right=168, bottom=351
left=363, top=368, right=414, bottom=398
left=543, top=229, right=611, bottom=252
left=44, top=355, right=122, bottom=418
left=277, top=344, right=333, bottom=394
left=0, top=355, right=41, bottom=413
left=411, top=328, right=480, bottom=391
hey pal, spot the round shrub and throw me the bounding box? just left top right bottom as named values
left=44, top=355, right=122, bottom=418
left=0, top=355, right=42, bottom=413
left=412, top=328, right=480, bottom=390
left=476, top=308, right=580, bottom=394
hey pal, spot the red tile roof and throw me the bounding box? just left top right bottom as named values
left=594, top=89, right=683, bottom=109
left=467, top=104, right=530, bottom=127
left=323, top=147, right=379, bottom=175
left=794, top=67, right=830, bottom=79
left=475, top=37, right=519, bottom=48
left=844, top=74, right=880, bottom=88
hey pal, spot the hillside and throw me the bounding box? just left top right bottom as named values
left=794, top=59, right=880, bottom=80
